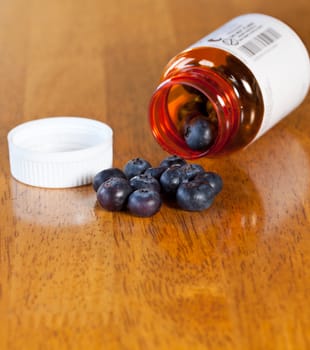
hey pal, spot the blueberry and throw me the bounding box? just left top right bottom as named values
left=179, top=163, right=205, bottom=182
left=129, top=174, right=161, bottom=193
left=176, top=181, right=215, bottom=211
left=184, top=115, right=217, bottom=150
left=159, top=165, right=183, bottom=195
left=194, top=171, right=223, bottom=195
left=124, top=158, right=152, bottom=179
left=93, top=167, right=126, bottom=192
left=205, top=100, right=214, bottom=114
left=178, top=100, right=205, bottom=121
left=182, top=86, right=208, bottom=104
left=127, top=189, right=162, bottom=217
left=97, top=177, right=133, bottom=211
left=159, top=155, right=187, bottom=168
left=144, top=166, right=167, bottom=180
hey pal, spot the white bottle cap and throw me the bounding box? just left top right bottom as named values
left=7, top=116, right=113, bottom=188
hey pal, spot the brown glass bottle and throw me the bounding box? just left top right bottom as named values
left=149, top=14, right=309, bottom=159
left=149, top=47, right=264, bottom=158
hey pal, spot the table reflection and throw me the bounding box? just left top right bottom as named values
left=10, top=180, right=97, bottom=226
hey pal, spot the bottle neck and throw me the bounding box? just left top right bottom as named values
left=149, top=67, right=240, bottom=158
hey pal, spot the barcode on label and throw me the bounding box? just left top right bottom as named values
left=239, top=28, right=281, bottom=57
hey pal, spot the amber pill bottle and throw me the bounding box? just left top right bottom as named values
left=149, top=13, right=310, bottom=159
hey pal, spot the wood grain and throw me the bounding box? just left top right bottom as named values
left=0, top=0, right=309, bottom=349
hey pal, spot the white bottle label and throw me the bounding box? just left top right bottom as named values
left=189, top=13, right=310, bottom=139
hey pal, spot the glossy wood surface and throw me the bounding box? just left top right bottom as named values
left=0, top=1, right=309, bottom=349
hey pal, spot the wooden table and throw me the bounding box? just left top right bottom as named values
left=0, top=1, right=309, bottom=349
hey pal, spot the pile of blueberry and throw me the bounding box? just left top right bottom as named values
left=93, top=155, right=223, bottom=217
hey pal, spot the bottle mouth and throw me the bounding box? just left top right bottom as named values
left=149, top=68, right=240, bottom=159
